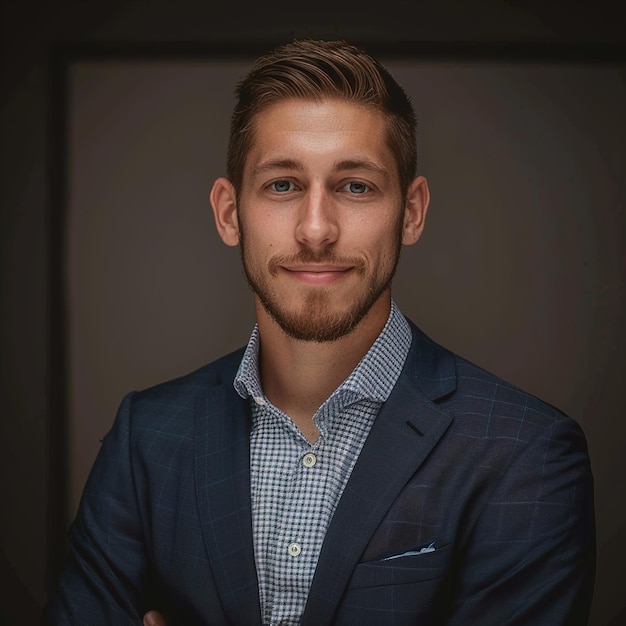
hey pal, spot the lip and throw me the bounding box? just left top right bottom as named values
left=282, top=265, right=352, bottom=285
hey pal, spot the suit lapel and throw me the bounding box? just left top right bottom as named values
left=302, top=324, right=457, bottom=625
left=194, top=365, right=262, bottom=625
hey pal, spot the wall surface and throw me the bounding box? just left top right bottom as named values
left=1, top=2, right=624, bottom=625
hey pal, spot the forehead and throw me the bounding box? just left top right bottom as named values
left=245, top=98, right=391, bottom=168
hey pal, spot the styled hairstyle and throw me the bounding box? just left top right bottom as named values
left=227, top=39, right=417, bottom=197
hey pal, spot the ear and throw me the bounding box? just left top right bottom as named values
left=401, top=175, right=430, bottom=246
left=210, top=177, right=240, bottom=247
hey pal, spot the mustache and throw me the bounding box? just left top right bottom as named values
left=268, top=249, right=367, bottom=276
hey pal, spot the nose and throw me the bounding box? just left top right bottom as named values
left=294, top=186, right=339, bottom=249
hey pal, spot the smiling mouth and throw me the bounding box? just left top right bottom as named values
left=282, top=265, right=353, bottom=285
left=269, top=251, right=366, bottom=280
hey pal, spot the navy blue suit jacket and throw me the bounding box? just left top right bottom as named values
left=44, top=321, right=595, bottom=625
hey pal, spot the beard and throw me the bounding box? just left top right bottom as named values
left=237, top=215, right=404, bottom=343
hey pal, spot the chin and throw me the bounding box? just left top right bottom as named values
left=265, top=291, right=381, bottom=343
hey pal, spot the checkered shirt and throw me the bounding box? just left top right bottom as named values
left=233, top=300, right=412, bottom=626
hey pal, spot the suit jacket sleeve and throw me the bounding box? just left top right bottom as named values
left=445, top=416, right=596, bottom=625
left=43, top=392, right=149, bottom=625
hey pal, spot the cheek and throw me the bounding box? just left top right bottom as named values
left=241, top=227, right=278, bottom=261
left=367, top=226, right=403, bottom=268
left=248, top=217, right=296, bottom=254
left=361, top=221, right=401, bottom=251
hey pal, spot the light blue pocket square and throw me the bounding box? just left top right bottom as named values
left=381, top=541, right=436, bottom=561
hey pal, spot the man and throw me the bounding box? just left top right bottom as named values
left=44, top=39, right=595, bottom=625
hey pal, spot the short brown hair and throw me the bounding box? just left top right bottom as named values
left=227, top=39, right=417, bottom=197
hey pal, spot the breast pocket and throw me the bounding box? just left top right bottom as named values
left=335, top=546, right=452, bottom=625
left=349, top=543, right=451, bottom=589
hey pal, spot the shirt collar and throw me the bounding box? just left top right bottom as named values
left=234, top=300, right=411, bottom=405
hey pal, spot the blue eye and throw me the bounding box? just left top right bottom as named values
left=270, top=180, right=294, bottom=193
left=343, top=182, right=369, bottom=194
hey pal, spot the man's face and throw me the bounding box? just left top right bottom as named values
left=232, top=98, right=416, bottom=342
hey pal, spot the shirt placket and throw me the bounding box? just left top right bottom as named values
left=269, top=434, right=329, bottom=625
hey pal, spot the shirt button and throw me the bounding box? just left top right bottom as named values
left=302, top=452, right=317, bottom=468
left=253, top=396, right=265, bottom=406
left=287, top=542, right=302, bottom=557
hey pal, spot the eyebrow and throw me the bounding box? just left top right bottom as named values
left=250, top=157, right=391, bottom=180
left=334, top=159, right=391, bottom=181
left=250, top=159, right=304, bottom=176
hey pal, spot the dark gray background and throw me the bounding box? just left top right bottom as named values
left=2, top=2, right=625, bottom=625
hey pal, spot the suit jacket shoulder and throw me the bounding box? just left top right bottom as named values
left=125, top=346, right=246, bottom=432
left=406, top=318, right=573, bottom=432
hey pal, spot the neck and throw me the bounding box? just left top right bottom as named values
left=255, top=294, right=391, bottom=440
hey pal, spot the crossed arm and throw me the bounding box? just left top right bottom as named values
left=143, top=611, right=166, bottom=626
